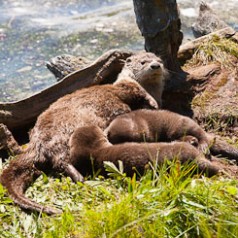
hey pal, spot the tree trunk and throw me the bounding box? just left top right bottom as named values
left=132, top=0, right=183, bottom=72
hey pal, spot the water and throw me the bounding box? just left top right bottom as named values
left=0, top=0, right=237, bottom=102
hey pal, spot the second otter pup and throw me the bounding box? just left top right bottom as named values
left=106, top=109, right=238, bottom=162
left=70, top=125, right=220, bottom=178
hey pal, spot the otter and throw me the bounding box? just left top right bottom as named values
left=69, top=125, right=220, bottom=178
left=118, top=52, right=167, bottom=107
left=106, top=109, right=238, bottom=162
left=0, top=52, right=163, bottom=215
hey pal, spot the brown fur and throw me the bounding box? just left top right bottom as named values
left=106, top=109, right=238, bottom=162
left=70, top=125, right=220, bottom=178
left=0, top=59, right=160, bottom=214
left=118, top=52, right=167, bottom=107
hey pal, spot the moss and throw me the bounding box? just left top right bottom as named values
left=186, top=36, right=238, bottom=69
left=192, top=73, right=230, bottom=108
left=192, top=91, right=215, bottom=108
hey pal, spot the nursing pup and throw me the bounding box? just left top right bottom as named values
left=70, top=125, right=220, bottom=178
left=106, top=109, right=238, bottom=162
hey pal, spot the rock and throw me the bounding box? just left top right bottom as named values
left=192, top=1, right=229, bottom=38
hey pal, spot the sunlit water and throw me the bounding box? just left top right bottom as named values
left=0, top=0, right=237, bottom=101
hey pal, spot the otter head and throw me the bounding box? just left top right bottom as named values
left=116, top=52, right=168, bottom=107
left=124, top=52, right=166, bottom=84
left=70, top=125, right=110, bottom=160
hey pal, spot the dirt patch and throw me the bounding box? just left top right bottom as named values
left=211, top=157, right=238, bottom=179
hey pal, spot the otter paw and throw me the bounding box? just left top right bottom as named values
left=148, top=98, right=159, bottom=110
left=198, top=143, right=211, bottom=159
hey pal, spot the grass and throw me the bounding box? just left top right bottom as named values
left=0, top=159, right=238, bottom=238
left=186, top=35, right=238, bottom=69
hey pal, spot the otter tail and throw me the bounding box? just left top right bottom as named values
left=0, top=154, right=61, bottom=215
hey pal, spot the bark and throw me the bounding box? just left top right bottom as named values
left=46, top=54, right=91, bottom=81
left=132, top=0, right=183, bottom=72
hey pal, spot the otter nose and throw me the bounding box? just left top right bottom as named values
left=150, top=62, right=161, bottom=70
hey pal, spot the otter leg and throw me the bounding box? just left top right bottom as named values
left=54, top=157, right=84, bottom=183
left=64, top=163, right=84, bottom=183
left=194, top=156, right=220, bottom=177
left=0, top=123, right=23, bottom=155
left=209, top=136, right=238, bottom=163
left=34, top=154, right=84, bottom=183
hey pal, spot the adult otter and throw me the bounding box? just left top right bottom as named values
left=119, top=52, right=167, bottom=107
left=0, top=53, right=162, bottom=215
left=70, top=125, right=220, bottom=178
left=106, top=109, right=238, bottom=162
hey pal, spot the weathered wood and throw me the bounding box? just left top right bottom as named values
left=0, top=49, right=132, bottom=131
left=178, top=27, right=237, bottom=63
left=46, top=54, right=91, bottom=81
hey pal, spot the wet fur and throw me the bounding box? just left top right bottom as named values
left=106, top=109, right=238, bottom=162
left=70, top=126, right=220, bottom=178
left=0, top=52, right=164, bottom=215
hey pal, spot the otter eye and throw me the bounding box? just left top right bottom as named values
left=141, top=61, right=146, bottom=65
left=126, top=58, right=132, bottom=63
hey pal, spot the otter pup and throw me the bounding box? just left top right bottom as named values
left=70, top=125, right=220, bottom=178
left=0, top=54, right=161, bottom=215
left=106, top=109, right=238, bottom=162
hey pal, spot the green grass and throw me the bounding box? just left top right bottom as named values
left=0, top=159, right=238, bottom=238
left=186, top=35, right=238, bottom=70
